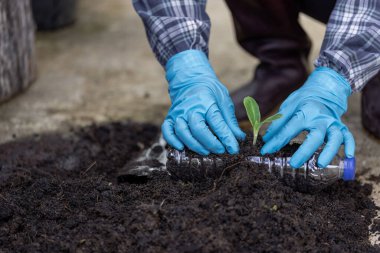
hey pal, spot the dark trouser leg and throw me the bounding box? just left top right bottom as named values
left=299, top=0, right=336, bottom=24
left=225, top=0, right=311, bottom=120
left=224, top=0, right=335, bottom=120
left=362, top=76, right=380, bottom=138
left=225, top=0, right=312, bottom=65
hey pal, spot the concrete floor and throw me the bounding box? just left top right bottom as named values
left=1, top=0, right=379, bottom=243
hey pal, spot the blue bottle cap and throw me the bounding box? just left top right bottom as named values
left=343, top=157, right=356, bottom=181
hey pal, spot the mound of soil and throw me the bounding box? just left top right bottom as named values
left=0, top=121, right=379, bottom=252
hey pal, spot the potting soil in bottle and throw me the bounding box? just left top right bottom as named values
left=166, top=148, right=356, bottom=193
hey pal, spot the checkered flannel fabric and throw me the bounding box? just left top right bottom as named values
left=132, top=0, right=210, bottom=66
left=134, top=0, right=380, bottom=91
left=315, top=0, right=380, bottom=91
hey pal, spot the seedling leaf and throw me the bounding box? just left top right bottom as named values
left=261, top=113, right=282, bottom=125
left=243, top=97, right=260, bottom=126
left=243, top=96, right=282, bottom=145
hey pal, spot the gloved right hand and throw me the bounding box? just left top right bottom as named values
left=162, top=50, right=246, bottom=155
left=261, top=67, right=355, bottom=168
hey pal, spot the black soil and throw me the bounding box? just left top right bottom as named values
left=0, top=121, right=379, bottom=253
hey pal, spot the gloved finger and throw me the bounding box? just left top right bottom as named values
left=262, top=107, right=294, bottom=142
left=261, top=112, right=304, bottom=155
left=189, top=111, right=225, bottom=154
left=206, top=104, right=240, bottom=154
left=219, top=98, right=246, bottom=141
left=290, top=129, right=325, bottom=168
left=317, top=125, right=343, bottom=168
left=342, top=128, right=355, bottom=158
left=174, top=117, right=210, bottom=155
left=162, top=119, right=184, bottom=150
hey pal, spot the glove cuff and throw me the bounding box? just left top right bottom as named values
left=165, top=50, right=216, bottom=85
left=300, top=67, right=352, bottom=115
left=311, top=67, right=352, bottom=97
left=166, top=50, right=211, bottom=71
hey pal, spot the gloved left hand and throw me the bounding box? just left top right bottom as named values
left=261, top=67, right=355, bottom=168
left=162, top=50, right=246, bottom=155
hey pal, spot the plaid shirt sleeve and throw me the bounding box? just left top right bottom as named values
left=132, top=0, right=210, bottom=66
left=315, top=0, right=380, bottom=92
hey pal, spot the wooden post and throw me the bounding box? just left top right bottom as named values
left=0, top=0, right=36, bottom=102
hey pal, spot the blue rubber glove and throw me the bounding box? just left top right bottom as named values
left=261, top=67, right=355, bottom=168
left=162, top=50, right=246, bottom=155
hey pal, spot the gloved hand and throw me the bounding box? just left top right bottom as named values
left=261, top=67, right=355, bottom=168
left=162, top=50, right=246, bottom=155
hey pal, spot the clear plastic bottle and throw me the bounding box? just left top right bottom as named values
left=166, top=149, right=356, bottom=192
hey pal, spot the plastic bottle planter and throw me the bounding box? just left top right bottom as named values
left=166, top=148, right=356, bottom=193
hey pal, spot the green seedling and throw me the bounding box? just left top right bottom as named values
left=243, top=96, right=282, bottom=145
